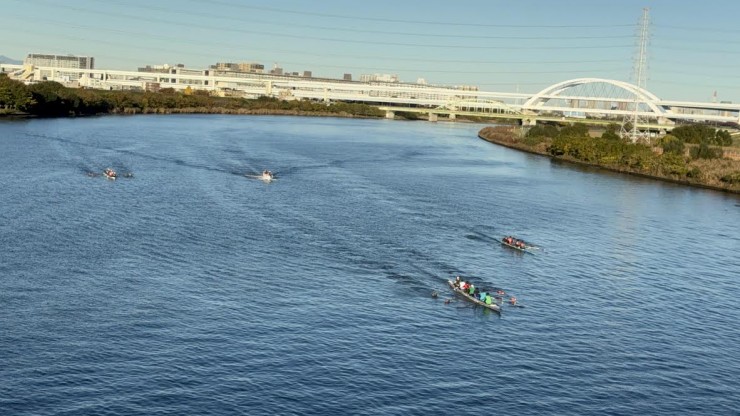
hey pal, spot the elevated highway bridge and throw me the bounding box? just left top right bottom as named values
left=2, top=63, right=738, bottom=130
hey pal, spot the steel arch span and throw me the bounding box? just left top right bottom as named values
left=521, top=78, right=667, bottom=117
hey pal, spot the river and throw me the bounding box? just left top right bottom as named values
left=1, top=115, right=738, bottom=415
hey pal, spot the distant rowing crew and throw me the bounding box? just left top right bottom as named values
left=91, top=168, right=132, bottom=180
left=103, top=168, right=117, bottom=180
left=93, top=168, right=275, bottom=181
left=261, top=170, right=274, bottom=181
left=502, top=236, right=528, bottom=249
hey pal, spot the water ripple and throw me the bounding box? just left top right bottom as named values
left=1, top=116, right=738, bottom=415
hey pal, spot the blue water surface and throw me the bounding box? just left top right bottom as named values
left=1, top=115, right=738, bottom=415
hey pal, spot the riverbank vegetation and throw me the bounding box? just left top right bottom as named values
left=0, top=74, right=384, bottom=118
left=479, top=123, right=740, bottom=193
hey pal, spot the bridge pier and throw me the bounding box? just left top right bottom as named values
left=449, top=113, right=456, bottom=121
left=428, top=112, right=438, bottom=122
left=385, top=110, right=395, bottom=119
left=522, top=118, right=537, bottom=126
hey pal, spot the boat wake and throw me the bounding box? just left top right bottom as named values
left=464, top=231, right=498, bottom=243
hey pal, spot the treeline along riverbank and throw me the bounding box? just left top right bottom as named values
left=0, top=74, right=385, bottom=118
left=478, top=124, right=740, bottom=194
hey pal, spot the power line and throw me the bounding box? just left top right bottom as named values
left=14, top=1, right=635, bottom=50
left=6, top=21, right=628, bottom=67
left=181, top=0, right=637, bottom=28
left=1, top=16, right=631, bottom=67
left=654, top=24, right=740, bottom=34
left=78, top=0, right=635, bottom=41
left=6, top=29, right=629, bottom=77
left=652, top=45, right=740, bottom=55
left=273, top=60, right=630, bottom=75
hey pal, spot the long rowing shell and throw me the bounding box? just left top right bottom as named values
left=447, top=280, right=501, bottom=313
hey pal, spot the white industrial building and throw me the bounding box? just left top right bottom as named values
left=24, top=54, right=94, bottom=70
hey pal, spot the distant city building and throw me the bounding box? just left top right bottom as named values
left=343, top=73, right=352, bottom=81
left=303, top=71, right=312, bottom=78
left=138, top=64, right=184, bottom=73
left=213, top=62, right=237, bottom=71
left=212, top=62, right=264, bottom=73
left=360, top=73, right=399, bottom=83
left=238, top=62, right=264, bottom=73
left=25, top=53, right=94, bottom=69
left=454, top=85, right=479, bottom=91
left=270, top=64, right=283, bottom=75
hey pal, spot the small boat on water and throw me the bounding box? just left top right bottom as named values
left=447, top=280, right=501, bottom=313
left=501, top=236, right=535, bottom=254
left=103, top=168, right=117, bottom=180
left=260, top=170, right=274, bottom=181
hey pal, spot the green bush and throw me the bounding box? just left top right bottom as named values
left=673, top=124, right=732, bottom=146
left=686, top=167, right=702, bottom=179
left=719, top=171, right=740, bottom=184
left=659, top=152, right=688, bottom=176
left=558, top=123, right=589, bottom=139
left=526, top=124, right=559, bottom=139
left=658, top=134, right=685, bottom=154
left=690, top=142, right=723, bottom=159
left=522, top=135, right=546, bottom=146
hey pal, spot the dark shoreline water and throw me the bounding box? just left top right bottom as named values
left=2, top=115, right=738, bottom=415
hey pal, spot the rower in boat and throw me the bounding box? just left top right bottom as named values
left=261, top=170, right=274, bottom=181
left=447, top=279, right=501, bottom=313
left=103, top=168, right=117, bottom=180
left=501, top=236, right=535, bottom=253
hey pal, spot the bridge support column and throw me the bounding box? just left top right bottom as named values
left=522, top=118, right=537, bottom=127
left=449, top=113, right=456, bottom=120
left=385, top=110, right=395, bottom=119
left=428, top=112, right=438, bottom=122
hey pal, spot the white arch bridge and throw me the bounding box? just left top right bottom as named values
left=2, top=64, right=738, bottom=129
left=380, top=78, right=740, bottom=130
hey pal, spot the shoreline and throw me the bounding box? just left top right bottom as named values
left=478, top=127, right=740, bottom=195
left=0, top=108, right=382, bottom=119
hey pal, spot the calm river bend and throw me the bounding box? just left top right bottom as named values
left=1, top=115, right=738, bottom=415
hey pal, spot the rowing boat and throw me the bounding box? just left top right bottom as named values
left=103, top=168, right=117, bottom=180
left=447, top=280, right=501, bottom=313
left=260, top=170, right=274, bottom=182
left=500, top=240, right=534, bottom=254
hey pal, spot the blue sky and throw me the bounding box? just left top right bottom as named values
left=2, top=0, right=739, bottom=102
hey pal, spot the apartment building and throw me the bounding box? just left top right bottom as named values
left=25, top=54, right=94, bottom=69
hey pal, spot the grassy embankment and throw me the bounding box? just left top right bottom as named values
left=478, top=124, right=740, bottom=194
